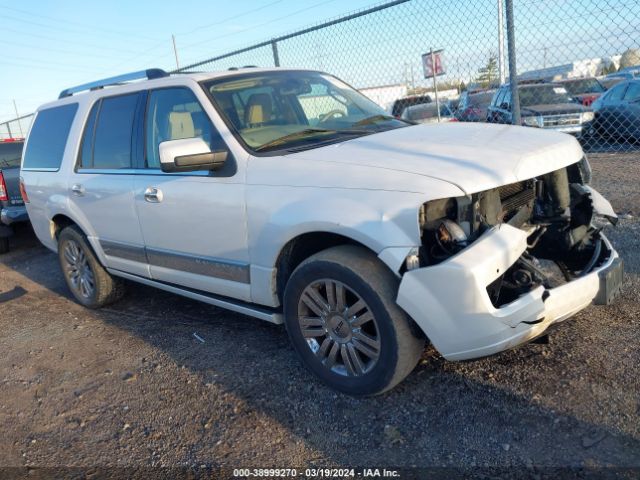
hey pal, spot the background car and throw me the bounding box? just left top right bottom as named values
left=587, top=80, right=640, bottom=141
left=400, top=102, right=455, bottom=124
left=391, top=94, right=432, bottom=118
left=558, top=77, right=606, bottom=106
left=0, top=138, right=28, bottom=253
left=487, top=83, right=593, bottom=136
left=455, top=89, right=495, bottom=122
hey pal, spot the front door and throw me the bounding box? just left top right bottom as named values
left=133, top=86, right=250, bottom=301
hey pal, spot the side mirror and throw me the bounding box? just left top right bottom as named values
left=159, top=137, right=227, bottom=173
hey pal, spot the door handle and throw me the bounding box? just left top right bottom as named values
left=71, top=184, right=85, bottom=196
left=144, top=187, right=163, bottom=203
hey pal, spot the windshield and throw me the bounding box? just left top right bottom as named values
left=519, top=85, right=575, bottom=107
left=561, top=79, right=605, bottom=95
left=0, top=141, right=23, bottom=169
left=469, top=91, right=495, bottom=107
left=401, top=103, right=452, bottom=121
left=203, top=71, right=407, bottom=152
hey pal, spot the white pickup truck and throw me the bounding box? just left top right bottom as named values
left=20, top=68, right=623, bottom=395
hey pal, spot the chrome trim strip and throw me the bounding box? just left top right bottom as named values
left=106, top=269, right=282, bottom=324
left=76, top=168, right=212, bottom=177
left=146, top=247, right=250, bottom=284
left=20, top=167, right=59, bottom=172
left=100, top=239, right=148, bottom=263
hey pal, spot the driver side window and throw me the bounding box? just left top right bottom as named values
left=145, top=87, right=219, bottom=169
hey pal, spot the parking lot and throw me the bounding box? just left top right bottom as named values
left=0, top=152, right=638, bottom=474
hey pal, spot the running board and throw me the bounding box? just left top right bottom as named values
left=107, top=269, right=283, bottom=325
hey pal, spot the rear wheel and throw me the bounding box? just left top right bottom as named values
left=283, top=245, right=424, bottom=396
left=58, top=225, right=125, bottom=308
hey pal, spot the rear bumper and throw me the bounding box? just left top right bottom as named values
left=396, top=224, right=621, bottom=361
left=0, top=205, right=28, bottom=226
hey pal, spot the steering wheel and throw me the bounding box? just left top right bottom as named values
left=318, top=109, right=346, bottom=124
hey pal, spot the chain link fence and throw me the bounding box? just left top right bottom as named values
left=1, top=0, right=639, bottom=155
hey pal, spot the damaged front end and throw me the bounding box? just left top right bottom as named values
left=396, top=156, right=623, bottom=360
left=416, top=157, right=620, bottom=307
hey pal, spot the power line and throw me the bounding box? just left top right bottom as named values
left=0, top=25, right=143, bottom=55
left=177, top=0, right=288, bottom=36
left=0, top=37, right=131, bottom=60
left=178, top=0, right=339, bottom=55
left=0, top=4, right=162, bottom=42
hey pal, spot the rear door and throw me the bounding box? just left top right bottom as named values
left=597, top=82, right=628, bottom=137
left=68, top=92, right=149, bottom=277
left=620, top=82, right=640, bottom=137
left=133, top=86, right=250, bottom=301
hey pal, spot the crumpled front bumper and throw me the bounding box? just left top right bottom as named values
left=396, top=223, right=621, bottom=361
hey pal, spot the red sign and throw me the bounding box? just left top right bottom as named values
left=422, top=50, right=445, bottom=78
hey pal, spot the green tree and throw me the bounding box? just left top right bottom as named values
left=476, top=55, right=498, bottom=88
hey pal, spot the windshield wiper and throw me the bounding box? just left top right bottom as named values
left=254, top=128, right=366, bottom=152
left=352, top=114, right=398, bottom=127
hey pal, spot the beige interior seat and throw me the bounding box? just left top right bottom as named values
left=168, top=111, right=195, bottom=139
left=244, top=93, right=273, bottom=126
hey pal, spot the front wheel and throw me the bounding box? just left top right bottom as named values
left=58, top=225, right=125, bottom=308
left=283, top=245, right=424, bottom=396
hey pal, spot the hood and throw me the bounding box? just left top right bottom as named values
left=522, top=103, right=588, bottom=116
left=290, top=122, right=584, bottom=195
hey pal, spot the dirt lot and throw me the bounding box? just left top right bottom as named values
left=0, top=153, right=639, bottom=478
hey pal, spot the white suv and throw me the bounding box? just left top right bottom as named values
left=21, top=68, right=623, bottom=396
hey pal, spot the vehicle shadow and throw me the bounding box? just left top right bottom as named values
left=2, top=230, right=639, bottom=471
left=89, top=285, right=640, bottom=469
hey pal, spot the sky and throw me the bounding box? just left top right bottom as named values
left=0, top=0, right=638, bottom=128
left=0, top=0, right=380, bottom=123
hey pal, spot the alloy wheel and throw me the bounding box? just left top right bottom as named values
left=297, top=279, right=380, bottom=377
left=62, top=239, right=95, bottom=299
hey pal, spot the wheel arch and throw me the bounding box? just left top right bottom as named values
left=274, top=231, right=378, bottom=305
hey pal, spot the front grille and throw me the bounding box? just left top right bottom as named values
left=542, top=114, right=582, bottom=127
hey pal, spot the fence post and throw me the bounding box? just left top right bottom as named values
left=505, top=0, right=521, bottom=126
left=271, top=40, right=280, bottom=67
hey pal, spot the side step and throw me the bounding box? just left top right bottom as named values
left=107, top=269, right=283, bottom=324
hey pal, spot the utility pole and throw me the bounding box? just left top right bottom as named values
left=505, top=0, right=521, bottom=125
left=12, top=100, right=23, bottom=138
left=497, top=0, right=506, bottom=84
left=172, top=34, right=180, bottom=70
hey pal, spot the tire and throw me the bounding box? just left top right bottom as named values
left=283, top=245, right=424, bottom=396
left=0, top=236, right=9, bottom=254
left=58, top=225, right=125, bottom=308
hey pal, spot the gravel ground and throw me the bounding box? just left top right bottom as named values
left=0, top=152, right=638, bottom=478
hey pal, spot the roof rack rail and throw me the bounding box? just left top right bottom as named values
left=58, top=68, right=169, bottom=99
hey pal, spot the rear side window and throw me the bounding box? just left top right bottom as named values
left=623, top=82, right=640, bottom=102
left=22, top=103, right=78, bottom=170
left=0, top=141, right=24, bottom=169
left=607, top=83, right=627, bottom=103
left=80, top=93, right=140, bottom=169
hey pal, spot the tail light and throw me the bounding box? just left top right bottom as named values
left=0, top=172, right=7, bottom=202
left=19, top=176, right=29, bottom=203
